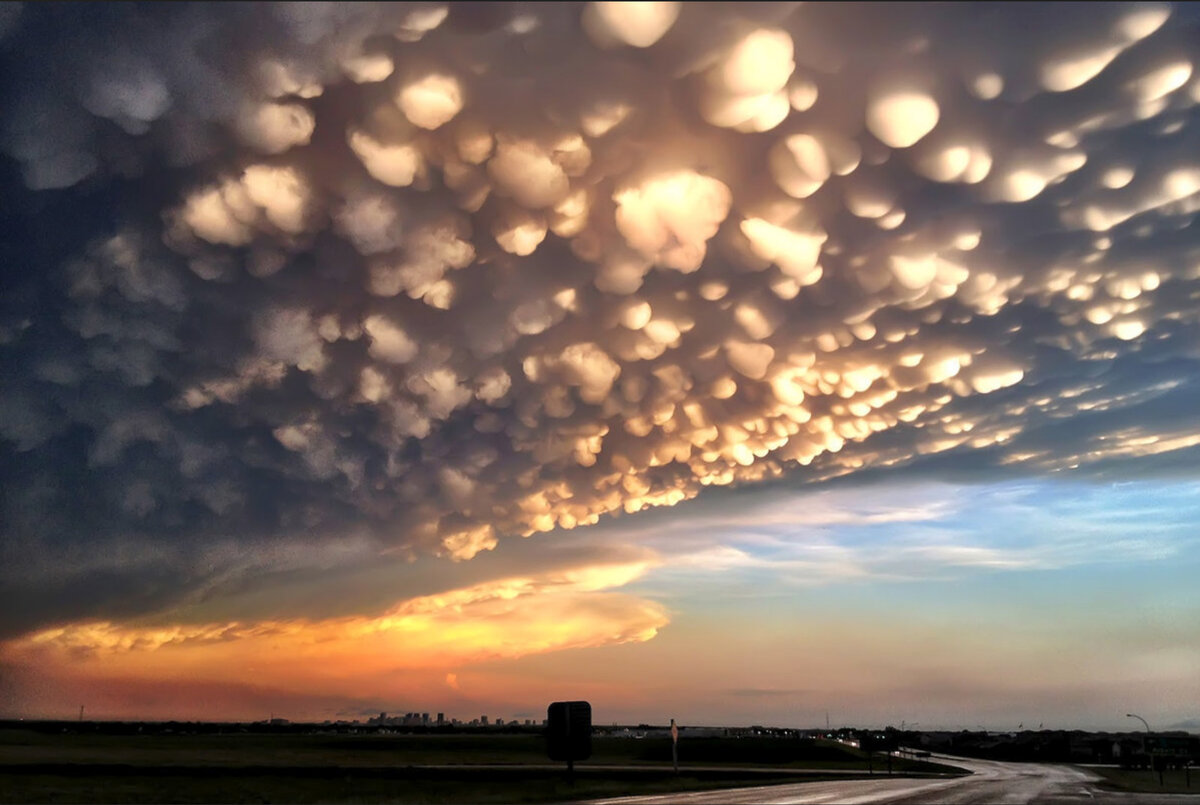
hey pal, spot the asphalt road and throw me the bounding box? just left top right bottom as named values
left=580, top=754, right=1197, bottom=804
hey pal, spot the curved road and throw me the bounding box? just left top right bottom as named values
left=580, top=754, right=1195, bottom=804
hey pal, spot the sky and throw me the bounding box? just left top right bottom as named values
left=0, top=1, right=1198, bottom=732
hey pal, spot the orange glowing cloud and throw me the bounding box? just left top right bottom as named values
left=0, top=559, right=667, bottom=702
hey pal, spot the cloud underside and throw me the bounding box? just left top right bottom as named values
left=2, top=2, right=1200, bottom=635
left=0, top=558, right=667, bottom=700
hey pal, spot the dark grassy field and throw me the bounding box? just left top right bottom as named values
left=1087, top=766, right=1199, bottom=795
left=0, top=728, right=962, bottom=803
left=0, top=729, right=952, bottom=769
left=0, top=767, right=825, bottom=805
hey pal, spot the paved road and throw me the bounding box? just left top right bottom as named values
left=579, top=754, right=1196, bottom=804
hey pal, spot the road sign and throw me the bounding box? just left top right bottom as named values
left=1146, top=736, right=1190, bottom=755
left=546, top=701, right=592, bottom=763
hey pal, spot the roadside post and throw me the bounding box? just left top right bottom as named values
left=671, top=718, right=679, bottom=775
left=860, top=733, right=875, bottom=775
left=546, top=701, right=592, bottom=784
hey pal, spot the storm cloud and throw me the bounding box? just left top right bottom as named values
left=4, top=2, right=1200, bottom=637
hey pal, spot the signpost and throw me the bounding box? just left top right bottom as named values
left=671, top=718, right=679, bottom=774
left=546, top=701, right=592, bottom=781
left=860, top=733, right=876, bottom=775
left=1145, top=735, right=1192, bottom=786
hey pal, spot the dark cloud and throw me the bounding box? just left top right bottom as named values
left=3, top=2, right=1200, bottom=636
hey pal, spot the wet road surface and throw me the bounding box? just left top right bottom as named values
left=580, top=754, right=1196, bottom=804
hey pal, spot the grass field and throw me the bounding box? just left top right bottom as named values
left=0, top=767, right=838, bottom=804
left=1087, top=766, right=1199, bottom=795
left=0, top=728, right=963, bottom=803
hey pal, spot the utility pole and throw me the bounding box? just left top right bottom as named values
left=671, top=718, right=679, bottom=775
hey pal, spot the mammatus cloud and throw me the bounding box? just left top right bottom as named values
left=3, top=2, right=1200, bottom=636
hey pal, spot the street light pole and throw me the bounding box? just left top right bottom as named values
left=1127, top=714, right=1156, bottom=782
left=1126, top=713, right=1151, bottom=757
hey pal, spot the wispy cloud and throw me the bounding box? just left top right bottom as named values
left=599, top=479, right=1200, bottom=588
left=725, top=688, right=808, bottom=698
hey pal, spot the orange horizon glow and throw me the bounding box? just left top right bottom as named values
left=0, top=558, right=667, bottom=718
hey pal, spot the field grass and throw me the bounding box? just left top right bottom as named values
left=0, top=729, right=953, bottom=771
left=0, top=728, right=963, bottom=803
left=1087, top=766, right=1199, bottom=795
left=0, top=768, right=825, bottom=804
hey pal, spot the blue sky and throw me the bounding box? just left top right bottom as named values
left=550, top=476, right=1200, bottom=730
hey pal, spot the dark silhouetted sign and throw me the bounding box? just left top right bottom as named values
left=546, top=701, right=592, bottom=762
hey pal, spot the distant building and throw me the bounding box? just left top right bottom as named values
left=437, top=713, right=445, bottom=726
left=481, top=715, right=488, bottom=726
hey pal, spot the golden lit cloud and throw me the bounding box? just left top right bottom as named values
left=0, top=559, right=666, bottom=698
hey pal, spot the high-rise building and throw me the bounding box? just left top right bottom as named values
left=481, top=715, right=488, bottom=726
left=437, top=713, right=445, bottom=726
